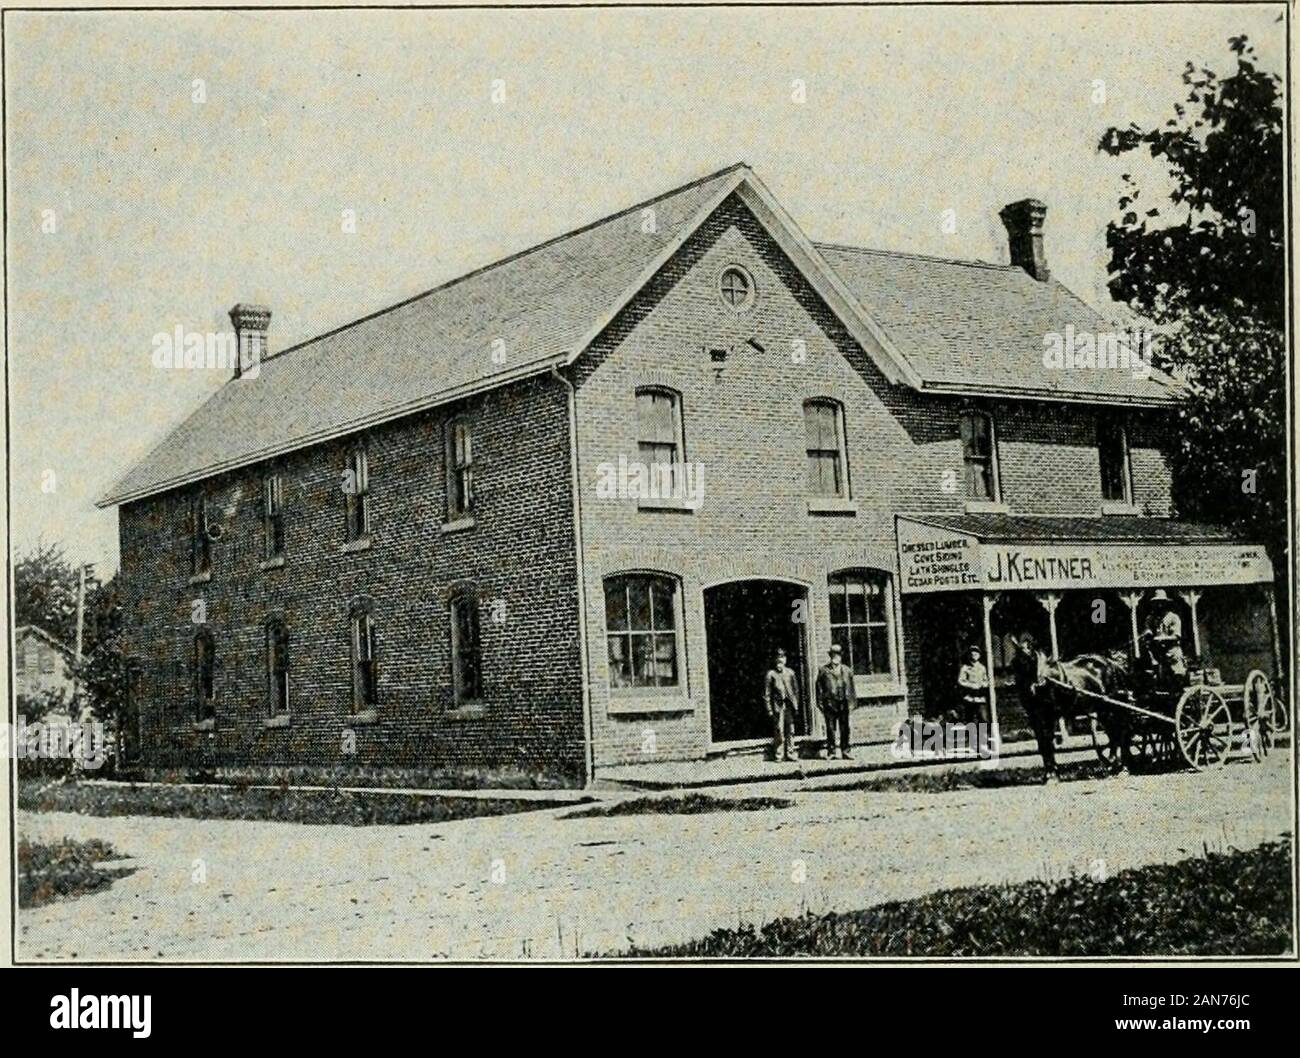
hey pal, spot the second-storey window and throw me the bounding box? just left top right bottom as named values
left=804, top=399, right=847, bottom=497
left=636, top=388, right=683, bottom=470
left=350, top=610, right=378, bottom=712
left=343, top=447, right=370, bottom=542
left=190, top=493, right=211, bottom=576
left=960, top=411, right=998, bottom=501
left=263, top=474, right=285, bottom=560
left=1098, top=418, right=1132, bottom=503
left=604, top=574, right=679, bottom=690
left=266, top=620, right=290, bottom=717
left=449, top=593, right=482, bottom=705
left=193, top=629, right=216, bottom=721
left=446, top=418, right=474, bottom=519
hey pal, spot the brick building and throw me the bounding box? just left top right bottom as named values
left=99, top=164, right=1278, bottom=787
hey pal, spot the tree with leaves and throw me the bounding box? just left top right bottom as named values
left=1099, top=35, right=1283, bottom=327
left=1098, top=34, right=1286, bottom=672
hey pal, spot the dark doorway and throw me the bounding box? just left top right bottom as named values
left=704, top=580, right=810, bottom=744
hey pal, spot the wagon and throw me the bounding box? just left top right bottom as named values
left=1063, top=667, right=1286, bottom=773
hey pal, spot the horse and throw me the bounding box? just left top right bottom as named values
left=1009, top=636, right=1134, bottom=782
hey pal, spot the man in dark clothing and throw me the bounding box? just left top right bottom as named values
left=765, top=648, right=800, bottom=762
left=816, top=644, right=854, bottom=760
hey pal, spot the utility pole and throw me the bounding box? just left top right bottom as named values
left=75, top=563, right=87, bottom=663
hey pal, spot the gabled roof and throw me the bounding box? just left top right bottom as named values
left=15, top=625, right=78, bottom=659
left=816, top=244, right=1183, bottom=406
left=99, top=164, right=1184, bottom=507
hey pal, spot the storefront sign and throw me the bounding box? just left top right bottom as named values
left=897, top=521, right=981, bottom=592
left=897, top=518, right=1274, bottom=594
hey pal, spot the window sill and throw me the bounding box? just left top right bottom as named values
left=607, top=695, right=694, bottom=716
left=637, top=496, right=699, bottom=513
left=963, top=500, right=1009, bottom=514
left=853, top=680, right=905, bottom=700
left=346, top=709, right=379, bottom=726
left=806, top=496, right=858, bottom=516
left=1100, top=501, right=1141, bottom=516
left=261, top=714, right=291, bottom=729
left=188, top=571, right=212, bottom=586
left=446, top=702, right=487, bottom=720
left=341, top=535, right=372, bottom=554
left=192, top=718, right=215, bottom=732
left=440, top=515, right=477, bottom=534
left=260, top=555, right=285, bottom=571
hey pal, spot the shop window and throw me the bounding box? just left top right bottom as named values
left=828, top=569, right=894, bottom=677
left=604, top=574, right=680, bottom=690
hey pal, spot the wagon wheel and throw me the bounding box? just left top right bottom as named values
left=1242, top=670, right=1278, bottom=761
left=1089, top=713, right=1123, bottom=772
left=1174, top=685, right=1233, bottom=771
left=1122, top=726, right=1176, bottom=772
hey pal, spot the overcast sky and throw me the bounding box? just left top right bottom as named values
left=4, top=4, right=1285, bottom=576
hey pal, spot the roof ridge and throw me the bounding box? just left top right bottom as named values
left=262, top=161, right=750, bottom=364
left=814, top=239, right=1014, bottom=272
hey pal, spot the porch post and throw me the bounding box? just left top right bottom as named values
left=1036, top=592, right=1062, bottom=659
left=1267, top=585, right=1283, bottom=681
left=1120, top=591, right=1144, bottom=656
left=981, top=592, right=1000, bottom=745
left=1177, top=589, right=1203, bottom=659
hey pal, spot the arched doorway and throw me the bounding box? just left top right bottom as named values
left=703, top=579, right=811, bottom=745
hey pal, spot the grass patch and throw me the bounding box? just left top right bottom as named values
left=564, top=793, right=793, bottom=818
left=616, top=839, right=1294, bottom=957
left=811, top=757, right=1116, bottom=794
left=19, top=838, right=135, bottom=909
left=19, top=779, right=582, bottom=827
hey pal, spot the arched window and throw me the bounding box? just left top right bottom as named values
left=193, top=629, right=216, bottom=721
left=446, top=417, right=475, bottom=519
left=349, top=606, right=378, bottom=713
left=828, top=570, right=894, bottom=677
left=959, top=410, right=998, bottom=501
left=265, top=619, right=290, bottom=717
left=604, top=573, right=680, bottom=690
left=449, top=591, right=482, bottom=705
left=804, top=399, right=848, bottom=498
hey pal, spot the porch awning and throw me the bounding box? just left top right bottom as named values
left=895, top=513, right=1273, bottom=594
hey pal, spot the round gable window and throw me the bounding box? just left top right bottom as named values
left=718, top=265, right=755, bottom=311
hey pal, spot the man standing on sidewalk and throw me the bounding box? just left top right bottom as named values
left=765, top=648, right=800, bottom=762
left=816, top=643, right=854, bottom=760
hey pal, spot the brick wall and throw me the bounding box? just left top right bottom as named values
left=117, top=374, right=587, bottom=787
left=570, top=193, right=1177, bottom=768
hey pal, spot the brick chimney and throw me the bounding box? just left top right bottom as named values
left=999, top=199, right=1049, bottom=282
left=228, top=303, right=271, bottom=379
